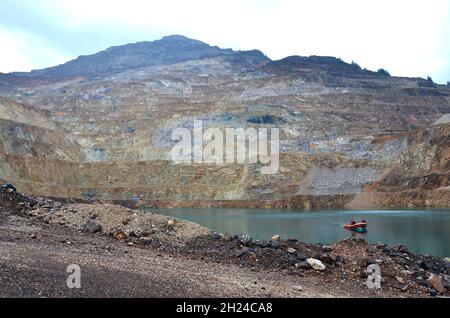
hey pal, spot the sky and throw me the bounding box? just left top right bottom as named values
left=0, top=0, right=449, bottom=83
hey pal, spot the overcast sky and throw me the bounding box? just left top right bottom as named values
left=1, top=0, right=449, bottom=83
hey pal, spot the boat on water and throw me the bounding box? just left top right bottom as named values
left=344, top=222, right=367, bottom=230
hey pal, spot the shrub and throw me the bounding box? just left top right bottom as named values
left=377, top=68, right=390, bottom=76
left=351, top=61, right=361, bottom=69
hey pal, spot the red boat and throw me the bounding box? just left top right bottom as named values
left=344, top=222, right=367, bottom=230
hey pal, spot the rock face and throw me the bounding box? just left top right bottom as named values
left=0, top=35, right=449, bottom=208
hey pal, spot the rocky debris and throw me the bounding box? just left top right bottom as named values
left=25, top=201, right=210, bottom=244
left=3, top=192, right=450, bottom=298
left=222, top=233, right=232, bottom=242
left=299, top=167, right=379, bottom=196
left=401, top=270, right=414, bottom=276
left=81, top=219, right=102, bottom=234
left=237, top=233, right=252, bottom=245
left=236, top=247, right=252, bottom=258
left=0, top=187, right=37, bottom=215
left=395, top=276, right=405, bottom=284
left=444, top=257, right=450, bottom=264
left=306, top=258, right=326, bottom=271
left=1, top=183, right=17, bottom=193
left=356, top=257, right=376, bottom=268
left=320, top=253, right=339, bottom=265
left=181, top=232, right=448, bottom=297
left=392, top=244, right=409, bottom=253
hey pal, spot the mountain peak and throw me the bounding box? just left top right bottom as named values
left=14, top=35, right=267, bottom=79
left=160, top=34, right=192, bottom=41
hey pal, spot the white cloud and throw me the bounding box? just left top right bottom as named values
left=0, top=26, right=72, bottom=73
left=0, top=29, right=34, bottom=73
left=0, top=0, right=449, bottom=82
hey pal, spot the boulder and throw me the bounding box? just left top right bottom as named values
left=139, top=237, right=155, bottom=245
left=295, top=261, right=311, bottom=270
left=237, top=233, right=252, bottom=245
left=112, top=230, right=128, bottom=240
left=288, top=256, right=298, bottom=266
left=287, top=247, right=296, bottom=254
left=320, top=253, right=340, bottom=265
left=296, top=252, right=310, bottom=261
left=416, top=277, right=430, bottom=288
left=80, top=219, right=102, bottom=234
left=329, top=253, right=339, bottom=263
left=271, top=235, right=281, bottom=242
left=210, top=232, right=222, bottom=240
left=419, top=259, right=436, bottom=271
left=428, top=274, right=446, bottom=294
left=306, top=258, right=326, bottom=271
left=292, top=285, right=303, bottom=292
left=270, top=236, right=281, bottom=248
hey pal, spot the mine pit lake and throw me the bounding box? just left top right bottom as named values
left=143, top=208, right=450, bottom=258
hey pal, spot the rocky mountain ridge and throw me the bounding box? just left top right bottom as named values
left=2, top=35, right=268, bottom=80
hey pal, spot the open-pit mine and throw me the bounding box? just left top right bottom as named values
left=0, top=35, right=449, bottom=209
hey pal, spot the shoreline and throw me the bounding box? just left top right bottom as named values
left=1, top=189, right=449, bottom=298
left=140, top=205, right=450, bottom=259
left=118, top=189, right=450, bottom=210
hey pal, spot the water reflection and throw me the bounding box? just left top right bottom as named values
left=349, top=229, right=368, bottom=240
left=142, top=208, right=450, bottom=258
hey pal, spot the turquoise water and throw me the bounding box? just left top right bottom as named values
left=143, top=208, right=450, bottom=258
